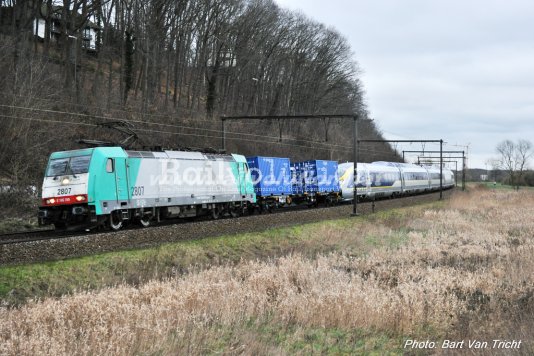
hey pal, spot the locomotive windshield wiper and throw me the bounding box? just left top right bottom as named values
left=66, top=160, right=78, bottom=178
left=52, top=160, right=77, bottom=179
left=52, top=161, right=68, bottom=180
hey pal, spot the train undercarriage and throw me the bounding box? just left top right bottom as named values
left=38, top=201, right=252, bottom=231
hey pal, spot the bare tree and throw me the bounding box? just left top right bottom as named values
left=496, top=139, right=533, bottom=189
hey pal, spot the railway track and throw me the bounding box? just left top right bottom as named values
left=0, top=229, right=60, bottom=245
left=0, top=197, right=379, bottom=246
left=0, top=189, right=453, bottom=265
left=0, top=196, right=334, bottom=246
left=0, top=206, right=301, bottom=246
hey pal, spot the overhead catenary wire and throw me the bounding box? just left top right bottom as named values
left=0, top=104, right=328, bottom=142
left=0, top=114, right=359, bottom=154
left=8, top=93, right=285, bottom=126
left=0, top=113, right=401, bottom=157
left=1, top=104, right=401, bottom=155
left=7, top=93, right=224, bottom=125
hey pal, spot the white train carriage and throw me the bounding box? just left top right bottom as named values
left=421, top=165, right=456, bottom=190
left=425, top=165, right=442, bottom=190
left=399, top=163, right=430, bottom=193
left=339, top=161, right=456, bottom=201
left=366, top=162, right=403, bottom=199
left=374, top=162, right=430, bottom=194
left=338, top=162, right=404, bottom=200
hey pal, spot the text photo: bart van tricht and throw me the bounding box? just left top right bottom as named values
left=404, top=339, right=522, bottom=350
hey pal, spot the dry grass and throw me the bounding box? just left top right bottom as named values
left=1, top=188, right=533, bottom=355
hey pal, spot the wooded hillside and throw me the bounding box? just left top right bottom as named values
left=0, top=0, right=400, bottom=195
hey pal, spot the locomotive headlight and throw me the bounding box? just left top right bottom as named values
left=75, top=195, right=86, bottom=202
left=62, top=178, right=70, bottom=185
left=47, top=198, right=56, bottom=204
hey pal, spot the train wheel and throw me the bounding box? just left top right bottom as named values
left=109, top=211, right=123, bottom=231
left=230, top=205, right=241, bottom=218
left=139, top=214, right=150, bottom=228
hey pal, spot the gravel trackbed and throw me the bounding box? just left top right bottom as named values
left=0, top=190, right=452, bottom=265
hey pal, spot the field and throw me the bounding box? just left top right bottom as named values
left=1, top=187, right=533, bottom=355
left=476, top=181, right=534, bottom=190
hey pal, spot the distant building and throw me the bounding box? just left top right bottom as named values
left=33, top=4, right=101, bottom=52
left=0, top=4, right=100, bottom=52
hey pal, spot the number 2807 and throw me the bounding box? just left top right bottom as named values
left=57, top=188, right=71, bottom=195
left=131, top=186, right=144, bottom=196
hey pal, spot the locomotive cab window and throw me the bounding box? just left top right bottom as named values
left=46, top=155, right=91, bottom=177
left=106, top=158, right=114, bottom=173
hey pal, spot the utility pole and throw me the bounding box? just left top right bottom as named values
left=462, top=150, right=466, bottom=190
left=440, top=140, right=443, bottom=199
left=352, top=115, right=359, bottom=216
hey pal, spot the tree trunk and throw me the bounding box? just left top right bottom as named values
left=43, top=0, right=52, bottom=57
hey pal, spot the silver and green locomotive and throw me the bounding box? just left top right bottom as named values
left=38, top=147, right=256, bottom=230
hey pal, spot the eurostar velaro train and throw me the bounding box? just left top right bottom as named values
left=337, top=161, right=455, bottom=200
left=38, top=147, right=454, bottom=230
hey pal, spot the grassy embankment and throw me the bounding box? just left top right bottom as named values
left=0, top=218, right=50, bottom=234
left=474, top=181, right=534, bottom=190
left=0, top=204, right=424, bottom=306
left=1, top=188, right=534, bottom=355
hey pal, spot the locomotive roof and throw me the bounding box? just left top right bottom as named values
left=125, top=149, right=235, bottom=161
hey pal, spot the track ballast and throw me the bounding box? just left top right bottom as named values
left=0, top=190, right=453, bottom=265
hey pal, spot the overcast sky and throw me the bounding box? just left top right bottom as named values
left=275, top=0, right=534, bottom=169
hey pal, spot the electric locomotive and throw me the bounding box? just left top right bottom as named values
left=38, top=147, right=256, bottom=230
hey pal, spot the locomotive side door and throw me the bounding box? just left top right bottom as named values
left=237, top=162, right=246, bottom=196
left=114, top=157, right=130, bottom=204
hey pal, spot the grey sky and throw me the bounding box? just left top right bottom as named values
left=275, top=0, right=534, bottom=169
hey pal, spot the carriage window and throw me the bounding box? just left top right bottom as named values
left=106, top=158, right=114, bottom=173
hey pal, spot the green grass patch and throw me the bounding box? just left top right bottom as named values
left=258, top=324, right=404, bottom=355
left=0, top=217, right=44, bottom=234
left=161, top=320, right=407, bottom=355
left=475, top=182, right=534, bottom=190
left=0, top=201, right=442, bottom=306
